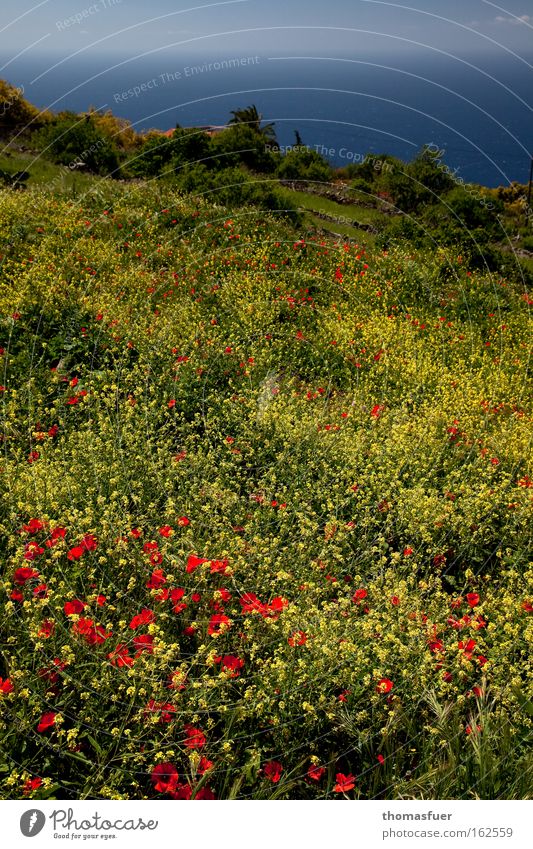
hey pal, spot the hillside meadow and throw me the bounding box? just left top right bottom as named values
left=0, top=181, right=531, bottom=800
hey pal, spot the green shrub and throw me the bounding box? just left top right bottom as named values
left=33, top=112, right=120, bottom=176
left=276, top=147, right=333, bottom=183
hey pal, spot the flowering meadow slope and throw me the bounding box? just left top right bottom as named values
left=0, top=184, right=531, bottom=799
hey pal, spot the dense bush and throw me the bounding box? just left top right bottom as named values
left=33, top=113, right=120, bottom=176
left=0, top=79, right=50, bottom=136
left=381, top=147, right=455, bottom=213
left=210, top=125, right=280, bottom=173
left=170, top=164, right=300, bottom=223
left=276, top=147, right=333, bottom=183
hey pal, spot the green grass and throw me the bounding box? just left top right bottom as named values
left=0, top=149, right=102, bottom=193
left=284, top=188, right=390, bottom=227
left=302, top=211, right=376, bottom=244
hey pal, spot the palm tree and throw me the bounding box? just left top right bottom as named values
left=228, top=104, right=278, bottom=146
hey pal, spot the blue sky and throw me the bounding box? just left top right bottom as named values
left=1, top=0, right=532, bottom=59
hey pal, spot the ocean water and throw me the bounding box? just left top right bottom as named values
left=2, top=50, right=532, bottom=187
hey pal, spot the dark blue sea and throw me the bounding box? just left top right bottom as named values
left=2, top=50, right=532, bottom=187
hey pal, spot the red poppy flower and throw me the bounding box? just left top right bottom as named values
left=151, top=762, right=179, bottom=794
left=217, top=655, right=244, bottom=676
left=466, top=593, right=480, bottom=608
left=72, top=618, right=112, bottom=645
left=146, top=569, right=166, bottom=589
left=0, top=677, right=14, bottom=694
left=170, top=784, right=193, bottom=800
left=46, top=526, right=66, bottom=548
left=370, top=405, right=383, bottom=418
left=145, top=700, right=176, bottom=723
left=108, top=643, right=133, bottom=668
left=23, top=777, right=43, bottom=795
left=133, top=634, right=154, bottom=655
left=376, top=678, right=394, bottom=694
left=307, top=764, right=325, bottom=782
left=197, top=756, right=214, bottom=776
left=168, top=587, right=186, bottom=613
left=22, top=518, right=45, bottom=534
left=186, top=554, right=208, bottom=573
left=130, top=527, right=143, bottom=539
left=23, top=542, right=45, bottom=561
left=263, top=760, right=283, bottom=783
left=288, top=630, right=307, bottom=646
left=268, top=596, right=288, bottom=617
left=13, top=567, right=39, bottom=585
left=390, top=596, right=400, bottom=606
left=170, top=588, right=185, bottom=603
left=208, top=614, right=231, bottom=636
left=28, top=450, right=40, bottom=463
left=352, top=588, right=368, bottom=604
left=209, top=558, right=230, bottom=575
left=458, top=639, right=476, bottom=661
left=96, top=594, right=106, bottom=606
left=167, top=670, right=187, bottom=691
left=403, top=547, right=414, bottom=556
left=38, top=620, right=55, bottom=638
left=158, top=525, right=173, bottom=537
left=215, top=588, right=232, bottom=603
left=80, top=534, right=97, bottom=552
left=183, top=724, right=206, bottom=749
left=64, top=599, right=85, bottom=616
left=523, top=601, right=533, bottom=613
left=377, top=754, right=385, bottom=765
left=177, top=516, right=190, bottom=527
left=334, top=772, right=356, bottom=792
left=37, top=712, right=57, bottom=733
left=67, top=545, right=85, bottom=561
left=33, top=583, right=48, bottom=598
left=240, top=592, right=267, bottom=615
left=129, top=608, right=155, bottom=629
left=149, top=551, right=163, bottom=566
